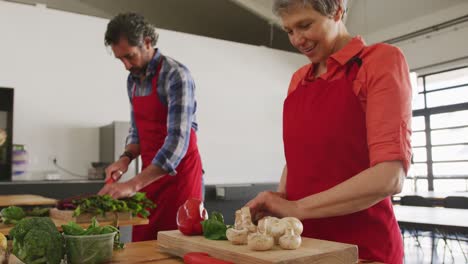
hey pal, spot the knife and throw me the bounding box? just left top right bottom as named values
left=105, top=170, right=123, bottom=184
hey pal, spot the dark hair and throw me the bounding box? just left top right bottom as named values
left=104, top=12, right=158, bottom=47
left=273, top=0, right=347, bottom=19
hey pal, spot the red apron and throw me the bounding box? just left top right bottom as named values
left=131, top=58, right=203, bottom=241
left=283, top=57, right=403, bottom=263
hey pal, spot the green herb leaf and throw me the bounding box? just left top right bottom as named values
left=201, top=211, right=228, bottom=240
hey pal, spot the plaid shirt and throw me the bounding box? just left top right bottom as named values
left=126, top=49, right=198, bottom=175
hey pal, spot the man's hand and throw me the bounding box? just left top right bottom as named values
left=105, top=158, right=130, bottom=183
left=98, top=164, right=166, bottom=199
left=98, top=181, right=137, bottom=199
left=245, top=191, right=301, bottom=221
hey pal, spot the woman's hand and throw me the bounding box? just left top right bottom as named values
left=245, top=191, right=301, bottom=221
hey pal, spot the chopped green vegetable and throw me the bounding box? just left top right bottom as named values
left=0, top=206, right=26, bottom=224
left=201, top=211, right=230, bottom=240
left=9, top=217, right=64, bottom=264
left=71, top=192, right=155, bottom=219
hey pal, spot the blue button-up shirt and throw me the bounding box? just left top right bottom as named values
left=126, top=49, right=198, bottom=175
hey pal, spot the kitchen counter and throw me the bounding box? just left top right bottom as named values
left=112, top=240, right=382, bottom=264
left=112, top=240, right=182, bottom=263
left=0, top=180, right=104, bottom=199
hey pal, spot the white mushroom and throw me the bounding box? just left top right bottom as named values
left=280, top=217, right=303, bottom=236
left=247, top=232, right=274, bottom=251
left=269, top=220, right=287, bottom=244
left=237, top=207, right=257, bottom=233
left=257, top=216, right=278, bottom=234
left=258, top=216, right=288, bottom=244
left=226, top=227, right=249, bottom=245
left=279, top=228, right=302, bottom=250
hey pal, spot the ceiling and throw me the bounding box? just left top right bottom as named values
left=4, top=0, right=468, bottom=53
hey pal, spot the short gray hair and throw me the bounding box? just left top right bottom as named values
left=273, top=0, right=347, bottom=19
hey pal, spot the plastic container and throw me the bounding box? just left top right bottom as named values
left=64, top=232, right=116, bottom=264
left=12, top=144, right=28, bottom=178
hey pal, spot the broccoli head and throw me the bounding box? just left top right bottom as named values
left=10, top=217, right=64, bottom=264
left=0, top=206, right=26, bottom=224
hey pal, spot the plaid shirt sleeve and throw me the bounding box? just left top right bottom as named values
left=151, top=64, right=196, bottom=175
left=126, top=76, right=139, bottom=145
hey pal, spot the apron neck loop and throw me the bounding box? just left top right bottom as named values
left=345, top=56, right=362, bottom=81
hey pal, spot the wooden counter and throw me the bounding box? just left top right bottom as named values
left=111, top=240, right=182, bottom=263
left=111, top=240, right=381, bottom=264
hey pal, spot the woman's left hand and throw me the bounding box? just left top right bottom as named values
left=98, top=181, right=137, bottom=199
left=245, top=191, right=301, bottom=221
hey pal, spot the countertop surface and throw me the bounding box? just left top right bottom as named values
left=0, top=179, right=105, bottom=185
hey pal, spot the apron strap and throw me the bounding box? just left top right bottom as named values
left=132, top=56, right=165, bottom=97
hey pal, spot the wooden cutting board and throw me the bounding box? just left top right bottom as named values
left=158, top=230, right=358, bottom=264
left=0, top=195, right=57, bottom=207
left=49, top=208, right=132, bottom=223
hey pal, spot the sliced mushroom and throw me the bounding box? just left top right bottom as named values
left=247, top=232, right=274, bottom=251
left=280, top=217, right=303, bottom=236
left=279, top=228, right=302, bottom=250
left=226, top=227, right=249, bottom=245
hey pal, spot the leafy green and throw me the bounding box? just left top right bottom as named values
left=0, top=206, right=26, bottom=224
left=61, top=222, right=86, bottom=236
left=201, top=211, right=229, bottom=240
left=26, top=207, right=50, bottom=217
left=9, top=217, right=64, bottom=264
left=62, top=217, right=124, bottom=251
left=72, top=192, right=156, bottom=219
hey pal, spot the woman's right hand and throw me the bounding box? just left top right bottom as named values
left=105, top=158, right=130, bottom=183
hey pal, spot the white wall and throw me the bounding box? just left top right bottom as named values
left=0, top=1, right=308, bottom=184
left=356, top=1, right=468, bottom=71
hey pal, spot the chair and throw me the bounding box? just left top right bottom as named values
left=400, top=195, right=433, bottom=207
left=443, top=196, right=468, bottom=209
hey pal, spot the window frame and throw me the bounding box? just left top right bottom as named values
left=411, top=66, right=468, bottom=191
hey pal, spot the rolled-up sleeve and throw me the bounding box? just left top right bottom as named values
left=152, top=66, right=196, bottom=175
left=365, top=45, right=412, bottom=173
left=126, top=76, right=139, bottom=145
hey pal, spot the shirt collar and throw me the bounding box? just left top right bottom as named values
left=329, top=35, right=366, bottom=66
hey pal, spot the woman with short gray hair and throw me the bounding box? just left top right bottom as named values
left=247, top=1, right=410, bottom=263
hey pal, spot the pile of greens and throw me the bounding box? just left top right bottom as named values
left=0, top=206, right=50, bottom=224
left=9, top=217, right=64, bottom=264
left=201, top=211, right=230, bottom=240
left=70, top=192, right=156, bottom=218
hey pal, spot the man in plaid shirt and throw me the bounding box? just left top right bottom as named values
left=98, top=12, right=204, bottom=241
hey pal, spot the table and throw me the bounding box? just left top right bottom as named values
left=0, top=194, right=57, bottom=207
left=394, top=205, right=468, bottom=263
left=393, top=205, right=468, bottom=234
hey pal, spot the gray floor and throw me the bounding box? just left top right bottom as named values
left=403, top=232, right=467, bottom=264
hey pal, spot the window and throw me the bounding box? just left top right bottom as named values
left=407, top=66, right=468, bottom=192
